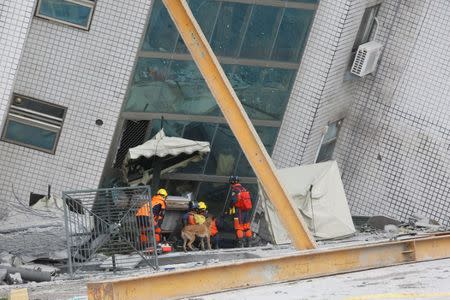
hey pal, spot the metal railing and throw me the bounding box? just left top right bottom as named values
left=62, top=186, right=159, bottom=277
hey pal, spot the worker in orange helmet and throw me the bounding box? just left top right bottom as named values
left=136, top=187, right=168, bottom=247
left=228, top=176, right=253, bottom=247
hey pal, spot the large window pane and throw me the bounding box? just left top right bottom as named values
left=240, top=6, right=280, bottom=59
left=235, top=126, right=279, bottom=177
left=126, top=58, right=171, bottom=112
left=4, top=120, right=57, bottom=151
left=179, top=122, right=217, bottom=173
left=233, top=65, right=295, bottom=120
left=272, top=8, right=314, bottom=62
left=205, top=125, right=240, bottom=176
left=37, top=0, right=93, bottom=28
left=175, top=0, right=221, bottom=53
left=142, top=0, right=178, bottom=52
left=148, top=119, right=186, bottom=138
left=197, top=182, right=230, bottom=216
left=211, top=2, right=250, bottom=57
left=127, top=59, right=239, bottom=115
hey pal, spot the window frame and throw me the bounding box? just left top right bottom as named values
left=314, top=119, right=343, bottom=163
left=35, top=0, right=96, bottom=30
left=352, top=4, right=381, bottom=53
left=1, top=94, right=67, bottom=154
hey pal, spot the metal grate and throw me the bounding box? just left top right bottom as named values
left=62, top=186, right=159, bottom=277
left=113, top=120, right=149, bottom=168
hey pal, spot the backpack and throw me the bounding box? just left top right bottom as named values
left=236, top=189, right=252, bottom=211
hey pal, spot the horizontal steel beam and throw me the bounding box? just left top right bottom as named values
left=87, top=233, right=450, bottom=300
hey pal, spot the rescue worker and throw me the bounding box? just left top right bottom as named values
left=136, top=188, right=168, bottom=246
left=209, top=215, right=219, bottom=249
left=229, top=176, right=253, bottom=247
left=182, top=200, right=198, bottom=226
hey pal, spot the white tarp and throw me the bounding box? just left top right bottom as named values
left=127, top=129, right=210, bottom=160
left=260, top=161, right=355, bottom=243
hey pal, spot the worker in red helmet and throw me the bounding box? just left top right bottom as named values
left=136, top=188, right=168, bottom=247
left=228, top=176, right=253, bottom=247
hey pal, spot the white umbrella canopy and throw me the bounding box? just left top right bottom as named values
left=123, top=129, right=211, bottom=186
left=127, top=129, right=210, bottom=160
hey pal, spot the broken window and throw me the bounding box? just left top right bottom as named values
left=315, top=119, right=343, bottom=163
left=36, top=0, right=96, bottom=30
left=1, top=94, right=67, bottom=154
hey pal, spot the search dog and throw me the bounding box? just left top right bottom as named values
left=181, top=217, right=212, bottom=252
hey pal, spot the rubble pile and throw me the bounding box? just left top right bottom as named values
left=0, top=251, right=58, bottom=286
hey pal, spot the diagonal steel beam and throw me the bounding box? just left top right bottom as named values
left=161, top=0, right=316, bottom=250
left=87, top=233, right=450, bottom=300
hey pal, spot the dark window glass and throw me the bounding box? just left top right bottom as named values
left=233, top=65, right=294, bottom=120
left=175, top=0, right=221, bottom=53
left=165, top=180, right=199, bottom=197
left=196, top=182, right=230, bottom=216
left=37, top=0, right=93, bottom=28
left=127, top=59, right=237, bottom=115
left=148, top=119, right=186, bottom=139
left=4, top=120, right=57, bottom=151
left=316, top=142, right=336, bottom=163
left=179, top=122, right=217, bottom=173
left=205, top=124, right=240, bottom=176
left=316, top=120, right=343, bottom=162
left=211, top=2, right=250, bottom=57
left=352, top=5, right=380, bottom=52
left=142, top=0, right=178, bottom=52
left=240, top=6, right=280, bottom=59
left=272, top=8, right=314, bottom=62
left=12, top=96, right=65, bottom=118
left=235, top=126, right=279, bottom=177
left=126, top=58, right=171, bottom=112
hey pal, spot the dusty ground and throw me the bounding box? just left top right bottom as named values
left=199, top=258, right=450, bottom=300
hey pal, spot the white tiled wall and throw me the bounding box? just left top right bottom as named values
left=337, top=0, right=450, bottom=223
left=273, top=0, right=382, bottom=167
left=0, top=0, right=35, bottom=131
left=276, top=0, right=450, bottom=224
left=0, top=0, right=152, bottom=209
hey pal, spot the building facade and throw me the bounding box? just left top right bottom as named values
left=0, top=0, right=448, bottom=223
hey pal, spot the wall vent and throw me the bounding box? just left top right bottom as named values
left=351, top=41, right=383, bottom=77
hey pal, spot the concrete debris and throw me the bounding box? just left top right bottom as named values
left=0, top=195, right=91, bottom=261
left=0, top=265, right=52, bottom=283
left=409, top=213, right=442, bottom=229
left=5, top=272, right=22, bottom=285
left=384, top=224, right=400, bottom=236
left=0, top=269, right=6, bottom=282
left=366, top=216, right=401, bottom=230
left=20, top=263, right=59, bottom=275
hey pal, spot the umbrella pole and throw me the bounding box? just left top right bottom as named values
left=151, top=157, right=162, bottom=195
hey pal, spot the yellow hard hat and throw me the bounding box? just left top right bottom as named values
left=157, top=188, right=168, bottom=197
left=198, top=201, right=207, bottom=210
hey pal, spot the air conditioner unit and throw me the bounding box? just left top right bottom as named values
left=351, top=41, right=383, bottom=77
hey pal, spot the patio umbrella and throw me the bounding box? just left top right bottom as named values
left=123, top=129, right=210, bottom=194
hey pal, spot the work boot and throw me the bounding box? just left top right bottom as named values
left=244, top=238, right=251, bottom=248
left=236, top=239, right=244, bottom=248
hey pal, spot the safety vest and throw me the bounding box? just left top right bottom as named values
left=135, top=194, right=166, bottom=217
left=194, top=213, right=206, bottom=225
left=152, top=194, right=167, bottom=211
left=210, top=219, right=218, bottom=237
left=136, top=202, right=151, bottom=217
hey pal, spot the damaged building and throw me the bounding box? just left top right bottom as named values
left=0, top=0, right=449, bottom=257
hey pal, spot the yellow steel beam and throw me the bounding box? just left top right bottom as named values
left=161, top=0, right=316, bottom=250
left=87, top=233, right=450, bottom=300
